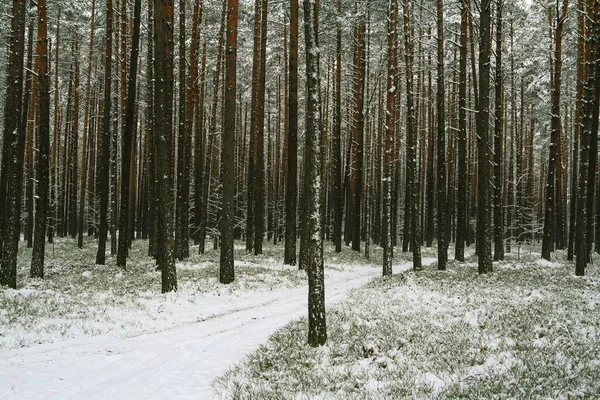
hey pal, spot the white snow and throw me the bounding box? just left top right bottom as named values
left=0, top=263, right=385, bottom=399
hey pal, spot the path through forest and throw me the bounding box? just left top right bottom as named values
left=0, top=261, right=427, bottom=399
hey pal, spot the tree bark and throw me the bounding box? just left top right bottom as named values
left=31, top=0, right=51, bottom=279
left=220, top=0, right=238, bottom=284
left=96, top=0, right=113, bottom=265
left=153, top=0, right=178, bottom=292
left=303, top=0, right=326, bottom=348
left=477, top=0, right=493, bottom=274
left=117, top=0, right=142, bottom=268
left=436, top=0, right=448, bottom=270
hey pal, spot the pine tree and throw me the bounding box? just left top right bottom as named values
left=117, top=0, right=142, bottom=268
left=402, top=0, right=421, bottom=270
left=542, top=0, right=568, bottom=260
left=303, top=0, right=326, bottom=348
left=493, top=0, right=505, bottom=261
left=0, top=0, right=27, bottom=288
left=285, top=0, right=299, bottom=264
left=220, top=0, right=238, bottom=284
left=436, top=0, right=448, bottom=270
left=96, top=0, right=113, bottom=265
left=153, top=0, right=178, bottom=292
left=383, top=0, right=397, bottom=276
left=477, top=0, right=493, bottom=274
left=31, top=0, right=51, bottom=278
left=455, top=0, right=468, bottom=262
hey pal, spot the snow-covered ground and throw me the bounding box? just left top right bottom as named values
left=215, top=250, right=600, bottom=399
left=0, top=240, right=415, bottom=399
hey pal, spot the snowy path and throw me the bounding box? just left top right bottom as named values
left=0, top=264, right=396, bottom=399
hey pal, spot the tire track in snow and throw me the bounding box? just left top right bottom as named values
left=0, top=266, right=384, bottom=399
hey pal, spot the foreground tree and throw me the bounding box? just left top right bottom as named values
left=154, top=0, right=178, bottom=292
left=78, top=0, right=97, bottom=249
left=117, top=0, right=142, bottom=268
left=285, top=0, right=299, bottom=264
left=30, top=0, right=51, bottom=278
left=332, top=0, right=343, bottom=254
left=303, top=0, right=326, bottom=347
left=455, top=0, right=468, bottom=262
left=542, top=0, right=568, bottom=260
left=0, top=0, right=26, bottom=288
left=436, top=0, right=448, bottom=270
left=402, top=0, right=421, bottom=270
left=383, top=0, right=397, bottom=276
left=96, top=0, right=113, bottom=265
left=477, top=0, right=493, bottom=274
left=576, top=0, right=600, bottom=276
left=220, top=0, right=238, bottom=284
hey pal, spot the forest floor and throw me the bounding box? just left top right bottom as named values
left=214, top=247, right=600, bottom=399
left=0, top=238, right=405, bottom=399
left=1, top=240, right=599, bottom=399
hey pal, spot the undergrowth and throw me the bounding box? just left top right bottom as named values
left=214, top=250, right=600, bottom=399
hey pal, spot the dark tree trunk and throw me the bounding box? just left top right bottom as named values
left=455, top=0, right=468, bottom=262
left=383, top=0, right=397, bottom=276
left=0, top=0, right=27, bottom=288
left=350, top=14, right=366, bottom=253
left=78, top=0, right=97, bottom=249
left=332, top=0, right=342, bottom=253
left=220, top=0, right=238, bottom=284
left=568, top=0, right=585, bottom=261
left=436, top=0, right=448, bottom=270
left=174, top=0, right=190, bottom=261
left=403, top=0, right=421, bottom=270
left=31, top=0, right=50, bottom=279
left=542, top=0, right=568, bottom=260
left=477, top=0, right=493, bottom=274
left=153, top=0, right=178, bottom=292
left=96, top=0, right=113, bottom=265
left=117, top=0, right=142, bottom=268
left=493, top=0, right=505, bottom=261
left=253, top=0, right=268, bottom=255
left=285, top=0, right=299, bottom=264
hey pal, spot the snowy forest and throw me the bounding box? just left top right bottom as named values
left=0, top=0, right=599, bottom=398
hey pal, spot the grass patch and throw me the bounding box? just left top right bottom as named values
left=214, top=252, right=600, bottom=399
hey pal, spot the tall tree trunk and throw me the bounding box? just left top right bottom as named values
left=194, top=39, right=206, bottom=247
left=147, top=0, right=157, bottom=257
left=332, top=0, right=343, bottom=253
left=117, top=0, right=142, bottom=268
left=0, top=0, right=27, bottom=288
left=153, top=0, right=178, bottom=292
left=96, top=0, right=113, bottom=265
left=542, top=0, right=568, bottom=260
left=253, top=0, right=268, bottom=255
left=220, top=0, right=238, bottom=284
left=455, top=0, right=468, bottom=262
left=402, top=0, right=421, bottom=270
left=493, top=0, right=505, bottom=261
left=78, top=0, right=97, bottom=249
left=302, top=0, right=326, bottom=348
left=285, top=0, right=299, bottom=263
left=49, top=10, right=61, bottom=244
left=477, top=0, right=493, bottom=274
left=568, top=0, right=586, bottom=261
left=31, top=0, right=50, bottom=279
left=383, top=0, right=397, bottom=276
left=350, top=12, right=366, bottom=253
left=174, top=0, right=190, bottom=260
left=436, top=0, right=448, bottom=270
left=200, top=0, right=226, bottom=254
